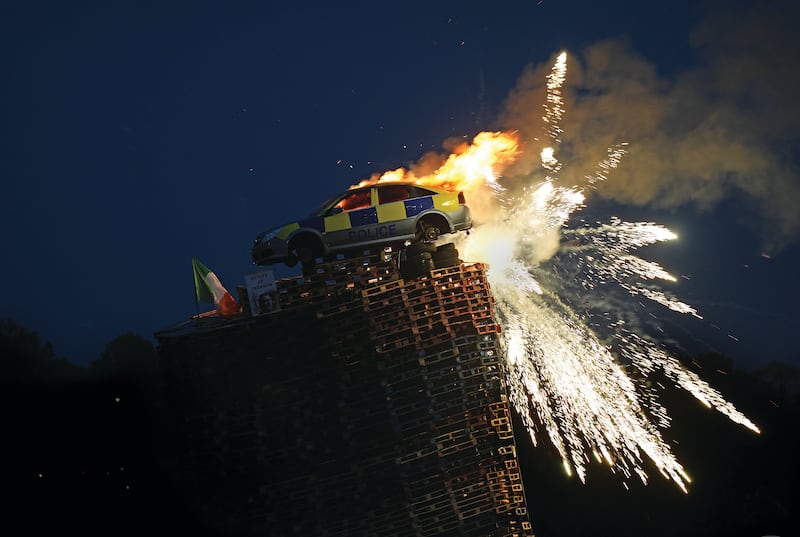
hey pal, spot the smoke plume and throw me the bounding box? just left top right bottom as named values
left=500, top=2, right=800, bottom=253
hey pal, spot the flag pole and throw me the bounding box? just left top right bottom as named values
left=193, top=258, right=200, bottom=317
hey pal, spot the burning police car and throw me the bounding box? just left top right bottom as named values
left=251, top=182, right=472, bottom=267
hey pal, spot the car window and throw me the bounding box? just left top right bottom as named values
left=309, top=194, right=340, bottom=216
left=407, top=186, right=435, bottom=198
left=333, top=189, right=372, bottom=212
left=378, top=185, right=410, bottom=204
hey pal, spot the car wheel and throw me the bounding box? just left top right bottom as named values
left=289, top=234, right=323, bottom=262
left=436, top=242, right=456, bottom=254
left=421, top=225, right=440, bottom=242
left=417, top=222, right=441, bottom=242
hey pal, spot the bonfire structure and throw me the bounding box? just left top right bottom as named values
left=156, top=247, right=534, bottom=536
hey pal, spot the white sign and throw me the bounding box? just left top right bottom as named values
left=245, top=270, right=280, bottom=315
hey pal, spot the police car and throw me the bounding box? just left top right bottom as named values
left=251, top=182, right=472, bottom=266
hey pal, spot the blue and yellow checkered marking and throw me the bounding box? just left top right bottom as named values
left=351, top=207, right=379, bottom=226
left=287, top=193, right=449, bottom=237
left=321, top=195, right=440, bottom=232
left=403, top=196, right=435, bottom=217
left=375, top=201, right=407, bottom=223
left=323, top=212, right=350, bottom=232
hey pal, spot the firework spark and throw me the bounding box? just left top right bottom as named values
left=355, top=51, right=759, bottom=491
left=469, top=52, right=758, bottom=491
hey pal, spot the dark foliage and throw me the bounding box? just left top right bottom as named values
left=1, top=318, right=84, bottom=383
left=3, top=319, right=798, bottom=536
left=89, top=332, right=164, bottom=407
left=2, top=319, right=209, bottom=536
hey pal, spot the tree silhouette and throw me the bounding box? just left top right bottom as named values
left=755, top=361, right=800, bottom=408
left=0, top=318, right=83, bottom=383
left=89, top=332, right=163, bottom=405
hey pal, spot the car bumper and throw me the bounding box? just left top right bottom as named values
left=452, top=206, right=472, bottom=232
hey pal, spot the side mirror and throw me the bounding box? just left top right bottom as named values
left=329, top=206, right=344, bottom=216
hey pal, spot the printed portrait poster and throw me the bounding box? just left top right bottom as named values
left=245, top=270, right=280, bottom=315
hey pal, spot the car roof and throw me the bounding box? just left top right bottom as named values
left=307, top=182, right=454, bottom=217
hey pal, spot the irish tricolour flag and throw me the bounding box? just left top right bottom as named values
left=192, top=257, right=242, bottom=317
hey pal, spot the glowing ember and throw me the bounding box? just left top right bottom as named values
left=352, top=51, right=759, bottom=492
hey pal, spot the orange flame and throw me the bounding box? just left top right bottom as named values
left=351, top=131, right=520, bottom=196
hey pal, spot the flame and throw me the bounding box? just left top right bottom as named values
left=351, top=131, right=520, bottom=199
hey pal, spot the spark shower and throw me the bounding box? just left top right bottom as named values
left=355, top=52, right=758, bottom=492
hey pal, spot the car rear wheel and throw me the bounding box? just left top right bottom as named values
left=416, top=219, right=443, bottom=242
left=422, top=225, right=440, bottom=241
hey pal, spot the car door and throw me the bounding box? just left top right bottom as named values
left=323, top=188, right=379, bottom=248
left=375, top=184, right=433, bottom=241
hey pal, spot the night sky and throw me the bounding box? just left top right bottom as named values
left=2, top=0, right=799, bottom=370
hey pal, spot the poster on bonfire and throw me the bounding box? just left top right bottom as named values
left=244, top=270, right=280, bottom=315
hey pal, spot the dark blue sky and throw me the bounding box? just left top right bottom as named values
left=2, top=1, right=798, bottom=368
